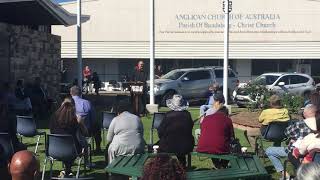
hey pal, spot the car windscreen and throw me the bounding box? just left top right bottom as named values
left=161, top=70, right=185, bottom=80
left=253, top=75, right=280, bottom=85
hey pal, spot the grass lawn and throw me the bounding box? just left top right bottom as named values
left=22, top=107, right=290, bottom=179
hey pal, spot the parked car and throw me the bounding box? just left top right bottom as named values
left=149, top=66, right=239, bottom=105
left=234, top=73, right=315, bottom=107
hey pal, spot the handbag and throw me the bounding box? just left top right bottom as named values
left=230, top=137, right=242, bottom=154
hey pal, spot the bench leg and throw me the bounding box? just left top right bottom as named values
left=187, top=153, right=192, bottom=169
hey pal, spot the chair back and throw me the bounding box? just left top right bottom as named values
left=51, top=177, right=94, bottom=180
left=152, top=112, right=165, bottom=130
left=47, top=134, right=78, bottom=161
left=80, top=115, right=92, bottom=131
left=263, top=121, right=289, bottom=142
left=16, top=115, right=37, bottom=137
left=312, top=150, right=320, bottom=163
left=102, top=112, right=116, bottom=129
left=0, top=133, right=14, bottom=165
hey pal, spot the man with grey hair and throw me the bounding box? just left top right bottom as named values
left=265, top=104, right=317, bottom=179
left=199, top=83, right=220, bottom=117
left=70, top=86, right=102, bottom=153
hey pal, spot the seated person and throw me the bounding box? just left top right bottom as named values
left=292, top=111, right=320, bottom=165
left=265, top=104, right=316, bottom=178
left=49, top=97, right=88, bottom=177
left=142, top=154, right=186, bottom=180
left=244, top=94, right=290, bottom=149
left=9, top=150, right=40, bottom=180
left=296, top=162, right=320, bottom=180
left=196, top=93, right=234, bottom=168
left=199, top=83, right=220, bottom=117
left=157, top=94, right=194, bottom=167
left=106, top=104, right=145, bottom=164
left=195, top=93, right=228, bottom=142
left=70, top=86, right=102, bottom=152
left=303, top=92, right=320, bottom=108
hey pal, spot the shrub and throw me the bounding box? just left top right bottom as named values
left=244, top=83, right=304, bottom=113
left=281, top=93, right=304, bottom=114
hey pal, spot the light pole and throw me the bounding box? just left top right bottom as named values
left=77, top=0, right=83, bottom=92
left=223, top=0, right=232, bottom=104
left=149, top=0, right=155, bottom=105
left=146, top=0, right=159, bottom=114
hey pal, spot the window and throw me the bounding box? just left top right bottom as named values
left=161, top=70, right=185, bottom=80
left=229, top=70, right=236, bottom=77
left=277, top=76, right=290, bottom=85
left=252, top=75, right=279, bottom=85
left=290, top=75, right=309, bottom=84
left=252, top=60, right=278, bottom=75
left=214, top=69, right=223, bottom=78
left=184, top=70, right=211, bottom=81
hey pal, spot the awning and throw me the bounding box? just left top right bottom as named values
left=0, top=0, right=89, bottom=26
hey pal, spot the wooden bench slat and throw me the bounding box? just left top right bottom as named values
left=192, top=152, right=235, bottom=160
left=253, top=155, right=269, bottom=174
left=187, top=169, right=268, bottom=180
left=126, top=154, right=143, bottom=167
left=107, top=156, right=125, bottom=168
left=106, top=153, right=269, bottom=180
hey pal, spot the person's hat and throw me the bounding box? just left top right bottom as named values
left=166, top=94, right=189, bottom=111
left=213, top=93, right=225, bottom=104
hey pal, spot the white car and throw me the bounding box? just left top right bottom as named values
left=234, top=73, right=315, bottom=107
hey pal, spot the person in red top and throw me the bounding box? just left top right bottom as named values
left=196, top=93, right=234, bottom=168
left=83, top=66, right=92, bottom=94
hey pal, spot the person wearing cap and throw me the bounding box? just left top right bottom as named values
left=196, top=93, right=234, bottom=168
left=157, top=94, right=194, bottom=167
left=244, top=94, right=290, bottom=149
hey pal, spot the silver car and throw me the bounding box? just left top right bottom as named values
left=234, top=72, right=315, bottom=107
left=150, top=67, right=239, bottom=105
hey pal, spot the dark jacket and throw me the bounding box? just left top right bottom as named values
left=158, top=110, right=194, bottom=154
left=133, top=70, right=148, bottom=83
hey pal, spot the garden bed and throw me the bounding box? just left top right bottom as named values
left=231, top=109, right=302, bottom=130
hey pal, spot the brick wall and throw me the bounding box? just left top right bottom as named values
left=0, top=23, right=61, bottom=98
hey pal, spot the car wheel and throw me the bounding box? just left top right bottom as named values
left=161, top=90, right=175, bottom=106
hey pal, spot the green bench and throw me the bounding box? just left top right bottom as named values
left=106, top=153, right=270, bottom=180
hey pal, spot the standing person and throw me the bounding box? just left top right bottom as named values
left=50, top=97, right=88, bottom=177
left=70, top=86, right=102, bottom=153
left=8, top=150, right=40, bottom=180
left=157, top=94, right=194, bottom=167
left=1, top=82, right=17, bottom=110
left=106, top=104, right=145, bottom=164
left=83, top=66, right=92, bottom=94
left=31, top=77, right=48, bottom=117
left=132, top=60, right=148, bottom=116
left=91, top=72, right=101, bottom=95
left=155, top=64, right=163, bottom=79
left=14, top=80, right=32, bottom=115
